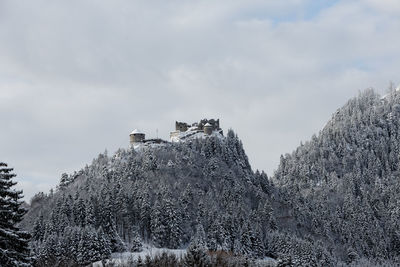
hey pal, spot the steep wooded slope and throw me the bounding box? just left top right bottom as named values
left=274, top=89, right=400, bottom=263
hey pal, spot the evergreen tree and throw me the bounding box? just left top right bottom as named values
left=130, top=230, right=143, bottom=252
left=58, top=173, right=70, bottom=190
left=193, top=224, right=207, bottom=249
left=85, top=199, right=95, bottom=226
left=32, top=213, right=44, bottom=242
left=137, top=255, right=143, bottom=267
left=150, top=200, right=168, bottom=247
left=97, top=226, right=112, bottom=259
left=165, top=195, right=182, bottom=248
left=184, top=241, right=210, bottom=267
left=0, top=163, right=31, bottom=266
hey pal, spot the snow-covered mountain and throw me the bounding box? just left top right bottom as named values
left=23, top=88, right=400, bottom=266
left=24, top=130, right=281, bottom=266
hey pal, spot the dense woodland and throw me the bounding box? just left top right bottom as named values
left=14, top=88, right=400, bottom=266
left=274, top=88, right=400, bottom=264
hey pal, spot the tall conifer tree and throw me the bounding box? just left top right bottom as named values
left=0, top=162, right=31, bottom=266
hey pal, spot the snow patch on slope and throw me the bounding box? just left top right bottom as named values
left=92, top=246, right=187, bottom=266
left=92, top=247, right=278, bottom=267
left=171, top=130, right=224, bottom=143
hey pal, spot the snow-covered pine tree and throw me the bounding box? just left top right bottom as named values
left=58, top=173, right=70, bottom=190
left=184, top=239, right=210, bottom=267
left=136, top=255, right=143, bottom=267
left=240, top=222, right=251, bottom=255
left=32, top=213, right=45, bottom=242
left=165, top=195, right=182, bottom=248
left=74, top=197, right=86, bottom=227
left=130, top=229, right=143, bottom=252
left=0, top=162, right=31, bottom=267
left=150, top=198, right=169, bottom=247
left=138, top=186, right=151, bottom=239
left=85, top=199, right=95, bottom=226
left=193, top=224, right=207, bottom=249
left=97, top=226, right=112, bottom=259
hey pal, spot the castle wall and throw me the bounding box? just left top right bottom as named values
left=170, top=131, right=180, bottom=139
left=174, top=119, right=222, bottom=133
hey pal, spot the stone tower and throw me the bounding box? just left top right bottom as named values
left=130, top=129, right=145, bottom=144
left=203, top=123, right=213, bottom=135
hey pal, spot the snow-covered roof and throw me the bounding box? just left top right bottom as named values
left=204, top=122, right=212, bottom=127
left=130, top=129, right=144, bottom=135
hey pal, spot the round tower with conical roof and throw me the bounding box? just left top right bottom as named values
left=203, top=123, right=213, bottom=135
left=130, top=129, right=145, bottom=144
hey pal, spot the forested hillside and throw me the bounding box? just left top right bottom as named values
left=23, top=89, right=400, bottom=266
left=24, top=131, right=289, bottom=266
left=274, top=88, right=400, bottom=264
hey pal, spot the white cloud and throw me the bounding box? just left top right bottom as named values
left=364, top=0, right=400, bottom=14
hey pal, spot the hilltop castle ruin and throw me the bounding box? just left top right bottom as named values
left=129, top=118, right=223, bottom=145
left=170, top=119, right=223, bottom=140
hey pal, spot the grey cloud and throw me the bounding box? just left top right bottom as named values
left=0, top=0, right=399, bottom=200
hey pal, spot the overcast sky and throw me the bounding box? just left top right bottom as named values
left=1, top=0, right=399, bottom=201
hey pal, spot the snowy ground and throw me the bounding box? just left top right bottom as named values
left=172, top=131, right=224, bottom=142
left=91, top=246, right=186, bottom=266
left=91, top=247, right=277, bottom=267
left=255, top=257, right=278, bottom=267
